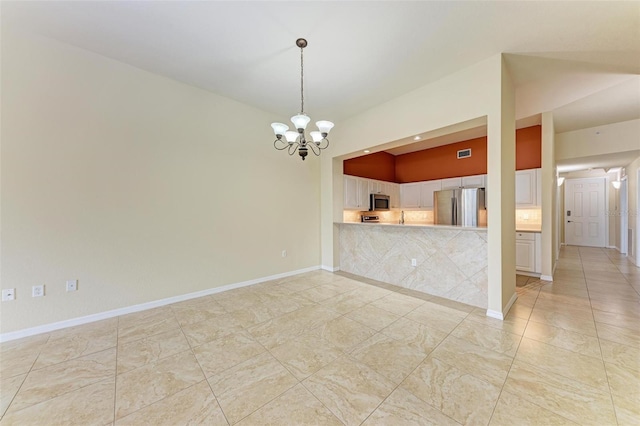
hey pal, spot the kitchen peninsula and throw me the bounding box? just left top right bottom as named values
left=336, top=222, right=488, bottom=308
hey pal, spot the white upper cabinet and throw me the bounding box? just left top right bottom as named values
left=400, top=180, right=442, bottom=209
left=462, top=174, right=486, bottom=188
left=515, top=168, right=541, bottom=207
left=369, top=180, right=383, bottom=195
left=344, top=175, right=369, bottom=210
left=440, top=177, right=462, bottom=190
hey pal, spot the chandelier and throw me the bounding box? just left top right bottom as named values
left=271, top=38, right=334, bottom=161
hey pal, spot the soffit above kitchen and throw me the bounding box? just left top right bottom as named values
left=2, top=1, right=638, bottom=134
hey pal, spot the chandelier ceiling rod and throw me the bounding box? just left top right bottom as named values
left=270, top=38, right=334, bottom=161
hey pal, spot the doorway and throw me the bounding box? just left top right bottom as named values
left=564, top=178, right=606, bottom=247
left=620, top=177, right=628, bottom=255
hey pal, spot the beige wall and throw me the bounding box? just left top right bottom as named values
left=556, top=119, right=640, bottom=161
left=1, top=31, right=321, bottom=333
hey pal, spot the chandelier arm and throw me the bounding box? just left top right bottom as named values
left=288, top=142, right=299, bottom=156
left=274, top=138, right=291, bottom=151
left=316, top=138, right=330, bottom=150
left=307, top=142, right=321, bottom=156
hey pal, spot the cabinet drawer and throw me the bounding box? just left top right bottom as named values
left=516, top=232, right=535, bottom=241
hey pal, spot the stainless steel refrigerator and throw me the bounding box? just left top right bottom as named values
left=434, top=188, right=486, bottom=227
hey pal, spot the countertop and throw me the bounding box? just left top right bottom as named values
left=515, top=224, right=542, bottom=232
left=335, top=222, right=487, bottom=232
left=337, top=221, right=541, bottom=233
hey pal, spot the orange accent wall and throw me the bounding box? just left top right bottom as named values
left=395, top=137, right=487, bottom=183
left=343, top=125, right=541, bottom=183
left=515, top=125, right=542, bottom=170
left=343, top=151, right=396, bottom=182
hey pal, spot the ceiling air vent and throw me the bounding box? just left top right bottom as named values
left=457, top=148, right=472, bottom=159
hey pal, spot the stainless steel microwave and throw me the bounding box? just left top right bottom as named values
left=369, top=193, right=390, bottom=211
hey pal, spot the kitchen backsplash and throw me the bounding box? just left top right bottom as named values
left=342, top=210, right=434, bottom=224
left=515, top=208, right=541, bottom=226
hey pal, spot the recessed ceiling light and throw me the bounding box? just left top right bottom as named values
left=413, top=136, right=422, bottom=141
left=364, top=150, right=370, bottom=153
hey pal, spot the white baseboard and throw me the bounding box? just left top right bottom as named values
left=516, top=271, right=540, bottom=278
left=0, top=265, right=323, bottom=343
left=321, top=265, right=340, bottom=272
left=540, top=274, right=553, bottom=281
left=486, top=292, right=518, bottom=321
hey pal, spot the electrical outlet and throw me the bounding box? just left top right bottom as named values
left=282, top=250, right=287, bottom=258
left=2, top=289, right=15, bottom=301
left=411, top=258, right=417, bottom=267
left=32, top=285, right=44, bottom=297
left=66, top=280, right=78, bottom=292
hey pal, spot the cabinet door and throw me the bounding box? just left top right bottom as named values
left=400, top=183, right=422, bottom=208
left=344, top=175, right=360, bottom=209
left=516, top=169, right=536, bottom=207
left=369, top=180, right=383, bottom=195
left=441, top=177, right=462, bottom=190
left=358, top=178, right=370, bottom=210
left=389, top=183, right=400, bottom=208
left=420, top=180, right=442, bottom=209
left=462, top=174, right=486, bottom=188
left=535, top=169, right=542, bottom=207
left=515, top=239, right=535, bottom=272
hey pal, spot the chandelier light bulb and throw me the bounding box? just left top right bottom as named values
left=291, top=114, right=311, bottom=130
left=271, top=122, right=289, bottom=137
left=310, top=131, right=323, bottom=143
left=284, top=131, right=299, bottom=143
left=316, top=120, right=334, bottom=136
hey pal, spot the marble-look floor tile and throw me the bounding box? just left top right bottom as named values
left=235, top=384, right=342, bottom=426
left=319, top=289, right=370, bottom=314
left=405, top=302, right=466, bottom=334
left=296, top=283, right=347, bottom=302
left=362, top=387, right=459, bottom=426
left=1, top=378, right=115, bottom=426
left=431, top=335, right=513, bottom=387
left=115, top=350, right=205, bottom=419
left=489, top=390, right=578, bottom=425
left=0, top=374, right=26, bottom=417
left=115, top=381, right=227, bottom=425
left=611, top=392, right=640, bottom=426
left=536, top=290, right=592, bottom=308
left=596, top=322, right=640, bottom=349
left=350, top=333, right=427, bottom=385
left=599, top=339, right=640, bottom=373
left=529, top=308, right=597, bottom=337
left=33, top=319, right=117, bottom=370
left=592, top=309, right=640, bottom=332
left=10, top=347, right=116, bottom=412
left=117, top=315, right=181, bottom=345
left=345, top=304, right=400, bottom=331
left=0, top=334, right=49, bottom=379
left=604, top=361, right=640, bottom=400
left=270, top=333, right=343, bottom=381
left=117, top=328, right=189, bottom=374
left=380, top=317, right=447, bottom=354
left=309, top=316, right=377, bottom=353
left=503, top=361, right=617, bottom=425
left=524, top=321, right=602, bottom=359
left=590, top=298, right=640, bottom=317
left=465, top=310, right=528, bottom=336
left=117, top=307, right=172, bottom=329
left=193, top=330, right=265, bottom=377
left=181, top=316, right=244, bottom=347
left=368, top=292, right=425, bottom=316
left=303, top=356, right=395, bottom=426
left=171, top=302, right=227, bottom=327
left=208, top=352, right=297, bottom=425
left=401, top=356, right=501, bottom=425
left=515, top=337, right=608, bottom=391
left=248, top=305, right=340, bottom=349
left=451, top=320, right=521, bottom=356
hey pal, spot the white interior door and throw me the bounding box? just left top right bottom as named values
left=565, top=178, right=606, bottom=247
left=620, top=178, right=628, bottom=255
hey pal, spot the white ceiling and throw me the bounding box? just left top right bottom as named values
left=2, top=1, right=640, bottom=167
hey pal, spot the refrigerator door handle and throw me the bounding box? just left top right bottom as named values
left=451, top=196, right=457, bottom=225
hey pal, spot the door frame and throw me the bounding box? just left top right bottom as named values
left=564, top=177, right=607, bottom=247
left=619, top=176, right=628, bottom=255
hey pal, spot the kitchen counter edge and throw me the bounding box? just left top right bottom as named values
left=335, top=222, right=487, bottom=232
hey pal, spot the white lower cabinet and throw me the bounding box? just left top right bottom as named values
left=515, top=231, right=541, bottom=273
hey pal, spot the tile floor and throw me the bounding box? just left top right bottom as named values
left=1, top=246, right=639, bottom=425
